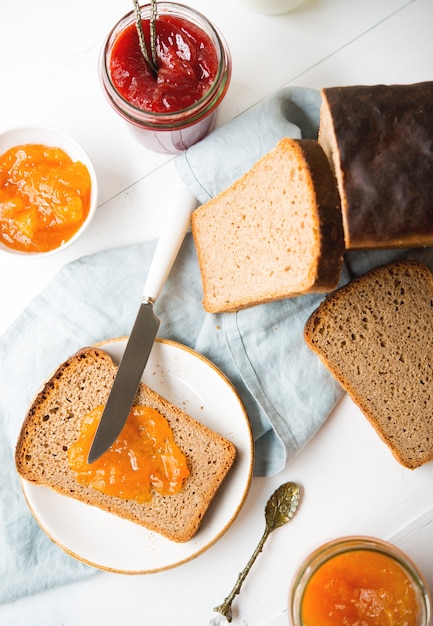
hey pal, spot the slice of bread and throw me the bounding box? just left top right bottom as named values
left=318, top=82, right=433, bottom=250
left=191, top=137, right=344, bottom=313
left=304, top=260, right=433, bottom=469
left=15, top=347, right=236, bottom=542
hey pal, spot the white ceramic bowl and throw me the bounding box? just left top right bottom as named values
left=0, top=126, right=98, bottom=257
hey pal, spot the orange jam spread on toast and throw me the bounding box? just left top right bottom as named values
left=68, top=405, right=190, bottom=503
left=301, top=549, right=420, bottom=626
left=0, top=144, right=91, bottom=252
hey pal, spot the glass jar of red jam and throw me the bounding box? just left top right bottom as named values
left=289, top=537, right=432, bottom=626
left=99, top=2, right=231, bottom=154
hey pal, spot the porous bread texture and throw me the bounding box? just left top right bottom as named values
left=304, top=260, right=433, bottom=469
left=191, top=137, right=344, bottom=313
left=15, top=347, right=236, bottom=543
left=318, top=81, right=433, bottom=250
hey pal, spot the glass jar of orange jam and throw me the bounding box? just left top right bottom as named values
left=289, top=537, right=432, bottom=626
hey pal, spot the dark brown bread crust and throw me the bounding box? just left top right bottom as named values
left=296, top=139, right=344, bottom=288
left=319, top=82, right=433, bottom=249
left=304, top=260, right=433, bottom=469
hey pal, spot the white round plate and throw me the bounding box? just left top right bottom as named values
left=22, top=338, right=254, bottom=573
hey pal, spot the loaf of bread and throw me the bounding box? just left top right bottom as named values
left=191, top=137, right=344, bottom=313
left=304, top=259, right=433, bottom=469
left=318, top=81, right=433, bottom=249
left=15, top=347, right=236, bottom=542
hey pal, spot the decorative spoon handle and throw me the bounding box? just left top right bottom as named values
left=212, top=482, right=301, bottom=623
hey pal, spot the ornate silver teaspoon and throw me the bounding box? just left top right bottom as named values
left=212, top=481, right=302, bottom=623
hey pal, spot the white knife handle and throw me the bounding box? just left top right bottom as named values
left=142, top=187, right=197, bottom=302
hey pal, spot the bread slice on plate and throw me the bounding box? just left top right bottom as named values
left=15, top=347, right=236, bottom=542
left=304, top=260, right=433, bottom=469
left=191, top=137, right=344, bottom=313
left=319, top=81, right=433, bottom=250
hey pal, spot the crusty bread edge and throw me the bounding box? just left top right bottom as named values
left=15, top=344, right=236, bottom=541
left=296, top=139, right=344, bottom=289
left=16, top=339, right=253, bottom=551
left=192, top=137, right=344, bottom=313
left=20, top=383, right=238, bottom=543
left=15, top=346, right=114, bottom=481
left=304, top=260, right=433, bottom=469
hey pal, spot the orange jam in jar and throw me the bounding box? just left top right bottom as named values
left=68, top=405, right=190, bottom=503
left=0, top=143, right=91, bottom=252
left=290, top=537, right=432, bottom=626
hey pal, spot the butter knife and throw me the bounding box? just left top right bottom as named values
left=88, top=187, right=196, bottom=463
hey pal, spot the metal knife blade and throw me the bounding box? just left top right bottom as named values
left=87, top=300, right=159, bottom=463
left=88, top=187, right=196, bottom=463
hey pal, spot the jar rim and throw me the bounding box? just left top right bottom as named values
left=99, top=1, right=231, bottom=128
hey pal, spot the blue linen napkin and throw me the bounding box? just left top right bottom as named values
left=1, top=85, right=427, bottom=604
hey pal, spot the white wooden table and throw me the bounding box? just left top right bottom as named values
left=1, top=1, right=433, bottom=624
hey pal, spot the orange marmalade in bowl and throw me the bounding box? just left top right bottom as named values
left=68, top=405, right=190, bottom=503
left=0, top=143, right=91, bottom=253
left=289, top=537, right=432, bottom=626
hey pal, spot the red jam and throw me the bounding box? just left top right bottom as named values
left=68, top=405, right=190, bottom=503
left=0, top=144, right=91, bottom=252
left=301, top=549, right=420, bottom=626
left=109, top=14, right=218, bottom=113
